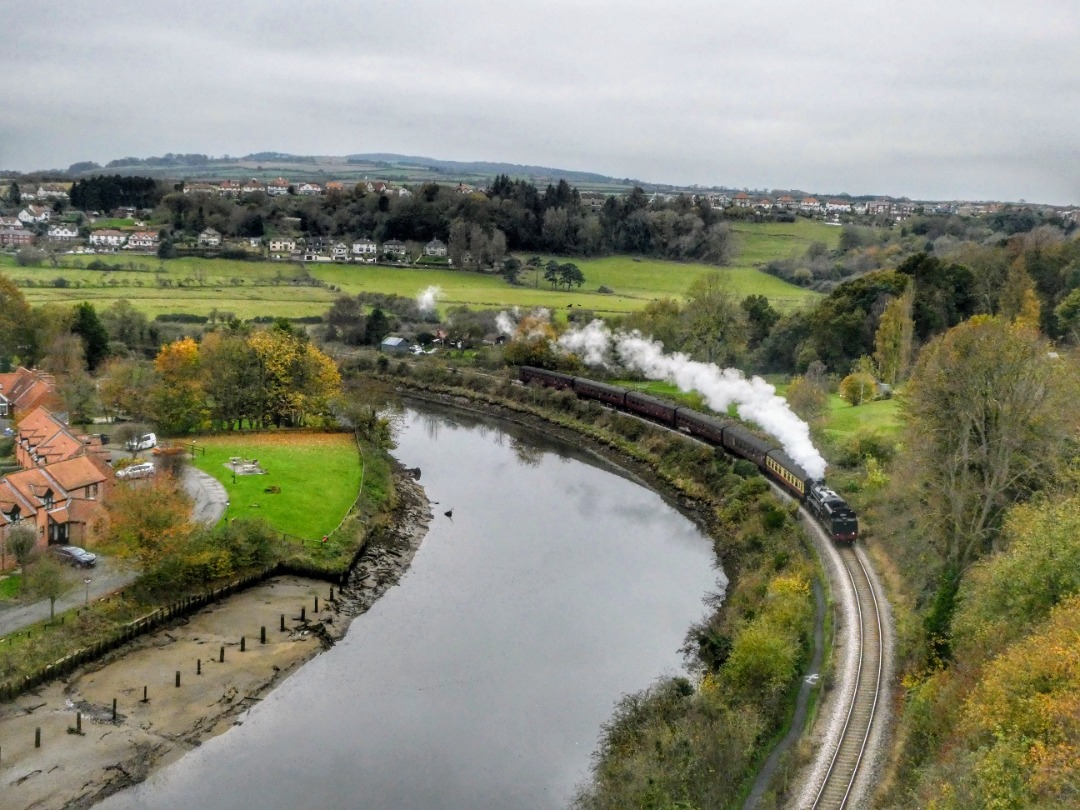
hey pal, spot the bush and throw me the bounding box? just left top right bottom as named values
left=839, top=371, right=877, bottom=405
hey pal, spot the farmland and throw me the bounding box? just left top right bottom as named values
left=1, top=219, right=831, bottom=319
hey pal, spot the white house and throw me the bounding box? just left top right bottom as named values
left=424, top=239, right=447, bottom=257
left=46, top=224, right=80, bottom=241
left=382, top=239, right=407, bottom=258
left=241, top=179, right=264, bottom=195
left=351, top=239, right=377, bottom=258
left=89, top=229, right=126, bottom=248
left=826, top=199, right=853, bottom=214
left=268, top=238, right=296, bottom=254
left=124, top=231, right=159, bottom=250
left=266, top=178, right=290, bottom=197
left=297, top=182, right=322, bottom=196
left=197, top=228, right=222, bottom=247
left=18, top=205, right=51, bottom=225
left=331, top=242, right=349, bottom=260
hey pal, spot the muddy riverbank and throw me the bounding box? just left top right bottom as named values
left=0, top=472, right=431, bottom=810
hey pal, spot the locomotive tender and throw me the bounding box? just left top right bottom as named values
left=520, top=365, right=858, bottom=543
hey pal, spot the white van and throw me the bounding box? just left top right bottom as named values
left=126, top=432, right=157, bottom=452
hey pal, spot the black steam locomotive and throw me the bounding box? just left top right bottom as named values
left=520, top=366, right=858, bottom=544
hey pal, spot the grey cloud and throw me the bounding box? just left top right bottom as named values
left=1, top=0, right=1078, bottom=203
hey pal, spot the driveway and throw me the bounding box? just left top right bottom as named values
left=182, top=465, right=229, bottom=526
left=0, top=556, right=137, bottom=636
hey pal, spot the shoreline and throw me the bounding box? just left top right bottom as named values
left=0, top=472, right=431, bottom=810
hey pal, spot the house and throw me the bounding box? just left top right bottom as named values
left=35, top=183, right=70, bottom=200
left=218, top=180, right=241, bottom=196
left=18, top=205, right=51, bottom=225
left=423, top=239, right=447, bottom=257
left=351, top=238, right=377, bottom=258
left=733, top=192, right=752, bottom=208
left=892, top=202, right=916, bottom=218
left=124, top=231, right=159, bottom=250
left=324, top=181, right=345, bottom=194
left=46, top=223, right=80, bottom=241
left=0, top=216, right=22, bottom=229
left=756, top=198, right=774, bottom=210
left=3, top=375, right=53, bottom=419
left=297, top=182, right=322, bottom=196
left=331, top=242, right=349, bottom=261
left=268, top=237, right=296, bottom=255
left=382, top=239, right=407, bottom=258
left=0, top=227, right=34, bottom=247
left=396, top=187, right=412, bottom=198
left=183, top=183, right=218, bottom=195
left=241, top=179, right=265, bottom=195
left=197, top=228, right=222, bottom=247
left=89, top=229, right=127, bottom=248
left=14, top=407, right=110, bottom=468
left=0, top=455, right=110, bottom=551
left=776, top=195, right=795, bottom=208
left=826, top=199, right=853, bottom=214
left=799, top=197, right=822, bottom=212
left=866, top=200, right=892, bottom=216
left=380, top=336, right=410, bottom=355
left=266, top=178, right=290, bottom=196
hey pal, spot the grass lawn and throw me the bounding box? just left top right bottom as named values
left=189, top=432, right=362, bottom=541
left=0, top=574, right=21, bottom=601
left=819, top=394, right=902, bottom=440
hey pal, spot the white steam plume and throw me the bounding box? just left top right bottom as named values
left=559, top=321, right=827, bottom=479
left=416, top=286, right=442, bottom=314
left=495, top=307, right=550, bottom=337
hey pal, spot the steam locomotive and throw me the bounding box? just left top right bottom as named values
left=519, top=365, right=858, bottom=544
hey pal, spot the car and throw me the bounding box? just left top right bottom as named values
left=126, top=432, right=157, bottom=452
left=2, top=427, right=13, bottom=437
left=48, top=545, right=97, bottom=568
left=115, top=461, right=155, bottom=480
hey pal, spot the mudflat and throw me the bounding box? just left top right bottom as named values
left=0, top=474, right=431, bottom=810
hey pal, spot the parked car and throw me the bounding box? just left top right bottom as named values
left=115, top=461, right=155, bottom=480
left=48, top=545, right=97, bottom=568
left=126, top=432, right=157, bottom=452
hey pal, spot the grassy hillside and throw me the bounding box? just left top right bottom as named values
left=2, top=220, right=826, bottom=319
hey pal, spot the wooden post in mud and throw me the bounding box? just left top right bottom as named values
left=76, top=712, right=82, bottom=733
left=300, top=607, right=306, bottom=622
left=314, top=596, right=319, bottom=613
left=219, top=646, right=225, bottom=663
left=330, top=587, right=335, bottom=601
left=240, top=636, right=246, bottom=652
left=175, top=671, right=180, bottom=688
left=197, top=659, right=202, bottom=675
left=112, top=698, right=117, bottom=721
left=280, top=613, right=286, bottom=632
left=142, top=686, right=148, bottom=703
left=260, top=626, right=266, bottom=644
left=35, top=727, right=40, bottom=748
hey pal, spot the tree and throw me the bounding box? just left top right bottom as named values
left=0, top=273, right=39, bottom=366
left=839, top=370, right=876, bottom=406
left=741, top=294, right=780, bottom=349
left=364, top=307, right=390, bottom=346
left=27, top=556, right=76, bottom=619
left=93, top=475, right=194, bottom=571
left=71, top=302, right=110, bottom=371
left=873, top=281, right=915, bottom=385
left=6, top=525, right=36, bottom=573
left=151, top=337, right=207, bottom=434
left=5, top=182, right=20, bottom=206
left=678, top=273, right=750, bottom=367
left=785, top=374, right=828, bottom=421
left=98, top=357, right=157, bottom=422
left=558, top=262, right=584, bottom=290
left=904, top=316, right=1079, bottom=571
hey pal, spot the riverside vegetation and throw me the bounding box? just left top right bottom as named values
left=348, top=357, right=820, bottom=809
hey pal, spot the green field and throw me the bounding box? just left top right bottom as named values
left=2, top=220, right=826, bottom=319
left=189, top=432, right=362, bottom=540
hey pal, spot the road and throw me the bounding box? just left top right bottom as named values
left=0, top=467, right=229, bottom=638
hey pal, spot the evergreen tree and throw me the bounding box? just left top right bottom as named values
left=71, top=302, right=110, bottom=371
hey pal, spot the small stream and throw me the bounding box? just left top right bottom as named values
left=98, top=405, right=723, bottom=809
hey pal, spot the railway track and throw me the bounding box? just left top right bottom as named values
left=808, top=545, right=884, bottom=810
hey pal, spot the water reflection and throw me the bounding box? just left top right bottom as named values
left=99, top=404, right=721, bottom=810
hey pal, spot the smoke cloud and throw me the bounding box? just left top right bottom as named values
left=559, top=320, right=827, bottom=479
left=416, top=286, right=442, bottom=314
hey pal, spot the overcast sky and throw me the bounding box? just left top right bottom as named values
left=2, top=1, right=1078, bottom=204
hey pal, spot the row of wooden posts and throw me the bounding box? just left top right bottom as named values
left=0, top=589, right=335, bottom=766
left=0, top=562, right=347, bottom=702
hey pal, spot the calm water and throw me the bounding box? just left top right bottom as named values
left=99, top=406, right=722, bottom=809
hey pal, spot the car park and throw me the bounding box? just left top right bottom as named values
left=115, top=461, right=155, bottom=480
left=48, top=545, right=97, bottom=568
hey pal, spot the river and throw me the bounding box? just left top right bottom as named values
left=98, top=405, right=722, bottom=809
